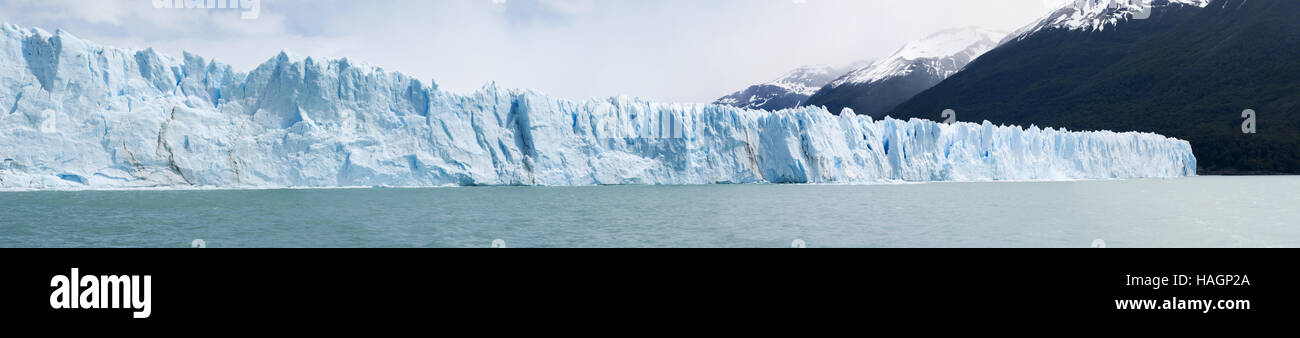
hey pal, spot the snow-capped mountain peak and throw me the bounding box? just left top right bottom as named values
left=830, top=27, right=1006, bottom=87
left=715, top=62, right=868, bottom=111
left=766, top=64, right=839, bottom=96
left=800, top=27, right=1006, bottom=118
left=1009, top=0, right=1211, bottom=41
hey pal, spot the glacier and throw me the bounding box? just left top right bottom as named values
left=0, top=24, right=1196, bottom=190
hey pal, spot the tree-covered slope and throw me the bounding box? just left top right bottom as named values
left=891, top=0, right=1299, bottom=174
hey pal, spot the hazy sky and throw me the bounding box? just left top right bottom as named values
left=0, top=0, right=1060, bottom=103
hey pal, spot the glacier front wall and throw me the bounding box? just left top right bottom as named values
left=0, top=25, right=1196, bottom=189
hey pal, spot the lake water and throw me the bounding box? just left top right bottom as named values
left=0, top=176, right=1296, bottom=248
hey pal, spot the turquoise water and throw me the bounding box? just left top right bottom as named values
left=0, top=176, right=1296, bottom=248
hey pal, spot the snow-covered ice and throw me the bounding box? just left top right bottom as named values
left=0, top=24, right=1196, bottom=189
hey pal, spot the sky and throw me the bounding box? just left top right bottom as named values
left=0, top=0, right=1062, bottom=103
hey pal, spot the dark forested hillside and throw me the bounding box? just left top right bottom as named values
left=890, top=0, right=1300, bottom=174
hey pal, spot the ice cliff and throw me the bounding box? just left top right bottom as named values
left=0, top=25, right=1196, bottom=189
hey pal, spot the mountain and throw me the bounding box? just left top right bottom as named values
left=891, top=0, right=1298, bottom=174
left=802, top=27, right=1006, bottom=118
left=714, top=64, right=853, bottom=111
left=1005, top=0, right=1209, bottom=39
left=0, top=24, right=1194, bottom=189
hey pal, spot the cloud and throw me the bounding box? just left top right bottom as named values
left=538, top=0, right=596, bottom=15
left=0, top=0, right=1054, bottom=103
left=0, top=0, right=127, bottom=24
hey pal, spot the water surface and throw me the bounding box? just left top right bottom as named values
left=1, top=176, right=1295, bottom=248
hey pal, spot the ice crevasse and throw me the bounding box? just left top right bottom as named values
left=0, top=25, right=1196, bottom=189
